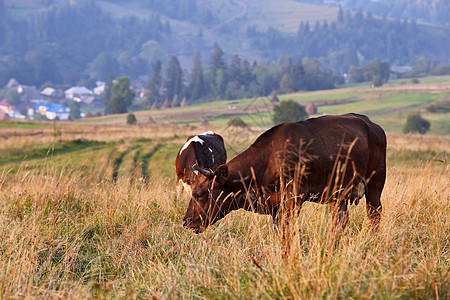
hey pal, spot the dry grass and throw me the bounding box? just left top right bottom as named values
left=0, top=125, right=449, bottom=298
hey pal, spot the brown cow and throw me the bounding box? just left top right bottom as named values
left=183, top=114, right=386, bottom=238
left=176, top=131, right=227, bottom=195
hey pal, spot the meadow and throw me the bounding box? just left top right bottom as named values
left=0, top=78, right=449, bottom=298
left=0, top=120, right=448, bottom=298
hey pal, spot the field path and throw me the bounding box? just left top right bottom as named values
left=372, top=95, right=450, bottom=116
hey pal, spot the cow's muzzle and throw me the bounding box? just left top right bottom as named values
left=182, top=217, right=205, bottom=233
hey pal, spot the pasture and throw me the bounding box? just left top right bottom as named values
left=0, top=120, right=449, bottom=298
left=1, top=78, right=449, bottom=297
left=79, top=78, right=450, bottom=136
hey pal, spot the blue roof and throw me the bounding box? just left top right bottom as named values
left=35, top=102, right=69, bottom=112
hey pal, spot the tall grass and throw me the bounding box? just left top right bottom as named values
left=0, top=127, right=448, bottom=298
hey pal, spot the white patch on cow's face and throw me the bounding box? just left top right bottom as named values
left=200, top=131, right=214, bottom=136
left=179, top=136, right=204, bottom=155
left=208, top=147, right=214, bottom=163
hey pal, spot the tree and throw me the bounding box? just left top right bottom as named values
left=103, top=73, right=113, bottom=112
left=372, top=75, right=382, bottom=87
left=189, top=52, right=205, bottom=100
left=164, top=56, right=183, bottom=102
left=228, top=54, right=242, bottom=84
left=126, top=113, right=137, bottom=125
left=209, top=47, right=226, bottom=79
left=89, top=52, right=119, bottom=80
left=272, top=100, right=308, bottom=124
left=69, top=100, right=81, bottom=120
left=6, top=89, right=21, bottom=106
left=279, top=73, right=294, bottom=94
left=403, top=113, right=430, bottom=134
left=145, top=60, right=162, bottom=105
left=350, top=59, right=390, bottom=83
left=106, top=77, right=135, bottom=114
left=25, top=51, right=63, bottom=86
left=227, top=116, right=247, bottom=127
left=139, top=40, right=169, bottom=71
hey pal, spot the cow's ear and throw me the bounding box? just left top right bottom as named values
left=214, top=164, right=228, bottom=185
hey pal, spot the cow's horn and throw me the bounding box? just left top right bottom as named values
left=191, top=164, right=214, bottom=178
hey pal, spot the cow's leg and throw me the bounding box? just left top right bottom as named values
left=329, top=199, right=348, bottom=248
left=364, top=162, right=385, bottom=229
left=365, top=178, right=384, bottom=230
left=273, top=189, right=303, bottom=258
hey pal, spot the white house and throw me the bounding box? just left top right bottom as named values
left=64, top=87, right=93, bottom=101
left=41, top=87, right=56, bottom=97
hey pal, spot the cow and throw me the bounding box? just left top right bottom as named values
left=182, top=114, right=386, bottom=243
left=176, top=131, right=227, bottom=196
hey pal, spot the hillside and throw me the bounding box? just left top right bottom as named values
left=97, top=0, right=339, bottom=68
left=1, top=0, right=448, bottom=88
left=78, top=76, right=450, bottom=136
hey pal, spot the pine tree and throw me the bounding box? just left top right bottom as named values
left=228, top=54, right=242, bottom=84
left=241, top=59, right=253, bottom=86
left=164, top=56, right=183, bottom=102
left=145, top=60, right=162, bottom=105
left=171, top=95, right=179, bottom=107
left=209, top=47, right=226, bottom=79
left=103, top=72, right=113, bottom=114
left=292, top=60, right=305, bottom=90
left=189, top=52, right=205, bottom=100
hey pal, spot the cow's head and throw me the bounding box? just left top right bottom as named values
left=182, top=164, right=233, bottom=233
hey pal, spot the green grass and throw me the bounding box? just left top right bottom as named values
left=0, top=120, right=51, bottom=128
left=0, top=112, right=449, bottom=298
left=76, top=76, right=449, bottom=137
left=317, top=93, right=445, bottom=115
left=0, top=139, right=107, bottom=166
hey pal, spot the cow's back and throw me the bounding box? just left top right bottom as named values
left=230, top=114, right=386, bottom=202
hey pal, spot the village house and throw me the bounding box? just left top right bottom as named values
left=0, top=98, right=14, bottom=114
left=64, top=86, right=93, bottom=102
left=0, top=98, right=29, bottom=120
left=41, top=87, right=56, bottom=97
left=35, top=101, right=70, bottom=120
left=93, top=81, right=105, bottom=95
left=17, top=85, right=43, bottom=102
left=0, top=112, right=10, bottom=120
left=5, top=78, right=43, bottom=102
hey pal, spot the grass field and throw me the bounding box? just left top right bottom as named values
left=78, top=76, right=450, bottom=135
left=0, top=123, right=449, bottom=298
left=0, top=78, right=449, bottom=297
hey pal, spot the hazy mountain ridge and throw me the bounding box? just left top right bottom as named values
left=0, top=0, right=448, bottom=88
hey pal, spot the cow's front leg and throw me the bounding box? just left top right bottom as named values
left=329, top=199, right=349, bottom=248
left=272, top=191, right=303, bottom=258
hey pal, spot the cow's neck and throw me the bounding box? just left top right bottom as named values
left=225, top=147, right=271, bottom=212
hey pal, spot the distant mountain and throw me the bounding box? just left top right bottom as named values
left=293, top=0, right=449, bottom=26
left=0, top=0, right=448, bottom=88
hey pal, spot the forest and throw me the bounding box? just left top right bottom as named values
left=295, top=0, right=450, bottom=26
left=0, top=0, right=449, bottom=104
left=246, top=7, right=448, bottom=71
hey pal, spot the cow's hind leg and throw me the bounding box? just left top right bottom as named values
left=365, top=170, right=385, bottom=230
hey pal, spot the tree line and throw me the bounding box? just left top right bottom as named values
left=0, top=0, right=171, bottom=87
left=0, top=0, right=448, bottom=98
left=138, top=48, right=342, bottom=110
left=247, top=8, right=449, bottom=73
